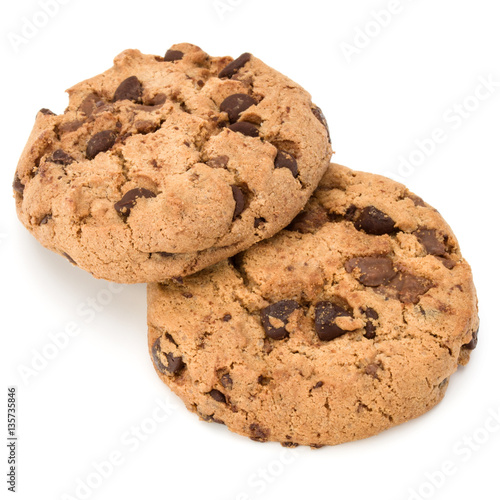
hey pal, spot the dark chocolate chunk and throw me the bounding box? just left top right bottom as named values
left=363, top=307, right=379, bottom=339
left=165, top=353, right=185, bottom=374
left=314, top=301, right=351, bottom=341
left=231, top=185, right=246, bottom=219
left=13, top=174, right=24, bottom=195
left=287, top=206, right=329, bottom=233
left=218, top=52, right=252, bottom=78
left=383, top=273, right=434, bottom=304
left=113, top=76, right=143, bottom=102
left=220, top=93, right=257, bottom=123
left=414, top=228, right=446, bottom=256
left=151, top=338, right=169, bottom=374
left=152, top=338, right=185, bottom=375
left=260, top=300, right=300, bottom=340
left=164, top=49, right=184, bottom=62
left=209, top=389, right=227, bottom=404
left=354, top=206, right=395, bottom=235
left=274, top=150, right=298, bottom=177
left=345, top=257, right=397, bottom=286
left=462, top=328, right=478, bottom=350
left=313, top=381, right=324, bottom=389
left=311, top=105, right=331, bottom=142
left=114, top=188, right=156, bottom=217
left=59, top=120, right=84, bottom=134
left=49, top=149, right=75, bottom=166
left=249, top=423, right=269, bottom=442
left=228, top=121, right=259, bottom=137
left=86, top=130, right=117, bottom=159
left=435, top=256, right=456, bottom=269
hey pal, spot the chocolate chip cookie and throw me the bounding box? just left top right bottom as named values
left=13, top=43, right=332, bottom=283
left=148, top=164, right=479, bottom=447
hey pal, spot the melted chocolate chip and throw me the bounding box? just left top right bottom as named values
left=12, top=174, right=24, bottom=195
left=354, top=206, right=395, bottom=235
left=165, top=353, right=185, bottom=374
left=218, top=52, right=252, bottom=78
left=152, top=338, right=185, bottom=375
left=287, top=206, right=329, bottom=233
left=260, top=300, right=300, bottom=340
left=86, top=130, right=117, bottom=159
left=231, top=185, right=246, bottom=219
left=207, top=155, right=229, bottom=168
left=249, top=423, right=269, bottom=442
left=79, top=93, right=100, bottom=117
left=113, top=76, right=143, bottom=102
left=59, top=120, right=84, bottom=134
left=345, top=257, right=397, bottom=286
left=414, top=228, right=446, bottom=256
left=311, top=105, right=331, bottom=142
left=209, top=389, right=227, bottom=403
left=435, top=256, right=456, bottom=269
left=114, top=188, right=156, bottom=217
left=383, top=273, right=434, bottom=304
left=274, top=150, right=298, bottom=177
left=49, top=149, right=75, bottom=165
left=151, top=338, right=169, bottom=374
left=462, top=328, right=479, bottom=350
left=314, top=301, right=351, bottom=341
left=313, top=381, right=324, bottom=389
left=220, top=373, right=233, bottom=389
left=164, top=49, right=184, bottom=62
left=228, top=121, right=259, bottom=137
left=39, top=108, right=55, bottom=116
left=222, top=314, right=232, bottom=322
left=220, top=93, right=257, bottom=123
left=363, top=307, right=379, bottom=339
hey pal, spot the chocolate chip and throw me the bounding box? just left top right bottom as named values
left=40, top=214, right=52, bottom=225
left=363, top=307, right=379, bottom=339
left=345, top=257, right=397, bottom=286
left=228, top=121, right=259, bottom=137
left=62, top=252, right=76, bottom=265
left=408, top=194, right=426, bottom=207
left=354, top=206, right=395, bottom=235
left=149, top=93, right=167, bottom=106
left=365, top=363, right=379, bottom=379
left=49, top=149, right=75, bottom=166
left=209, top=389, right=227, bottom=403
left=86, top=130, right=117, bottom=159
left=207, top=155, right=229, bottom=168
left=157, top=252, right=174, bottom=258
left=462, top=328, right=479, bottom=350
left=231, top=185, right=246, bottom=219
left=364, top=307, right=379, bottom=320
left=414, top=228, right=446, bottom=256
left=287, top=206, right=329, bottom=233
left=114, top=188, right=156, bottom=217
left=314, top=301, right=351, bottom=341
left=135, top=120, right=156, bottom=134
left=151, top=338, right=169, bottom=374
left=220, top=93, right=257, bottom=123
left=79, top=93, right=100, bottom=117
left=274, top=150, right=298, bottom=177
left=254, top=217, right=266, bottom=228
left=344, top=204, right=357, bottom=221
left=152, top=338, right=185, bottom=375
left=59, top=120, right=84, bottom=134
left=313, top=381, right=324, bottom=389
left=249, top=423, right=269, bottom=442
left=164, top=49, right=184, bottom=62
left=12, top=174, right=24, bottom=195
left=435, top=256, right=456, bottom=269
left=257, top=375, right=271, bottom=386
left=113, top=76, right=143, bottom=102
left=222, top=314, right=232, bottom=322
left=218, top=52, right=252, bottom=78
left=383, top=273, right=434, bottom=304
left=311, top=105, right=331, bottom=142
left=39, top=108, right=55, bottom=116
left=182, top=292, right=193, bottom=298
left=281, top=442, right=299, bottom=448
left=260, top=300, right=300, bottom=340
left=220, top=373, right=233, bottom=389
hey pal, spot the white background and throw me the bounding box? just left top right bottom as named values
left=1, top=1, right=499, bottom=499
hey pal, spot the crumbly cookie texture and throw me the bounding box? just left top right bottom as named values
left=13, top=43, right=331, bottom=283
left=148, top=164, right=479, bottom=447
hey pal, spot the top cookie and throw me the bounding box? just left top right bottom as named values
left=13, top=43, right=332, bottom=283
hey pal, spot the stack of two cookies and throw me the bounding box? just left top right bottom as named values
left=14, top=44, right=478, bottom=447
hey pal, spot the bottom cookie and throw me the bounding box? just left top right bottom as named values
left=147, top=164, right=479, bottom=447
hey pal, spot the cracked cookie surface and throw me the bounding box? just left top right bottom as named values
left=13, top=43, right=331, bottom=283
left=147, top=164, right=479, bottom=447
